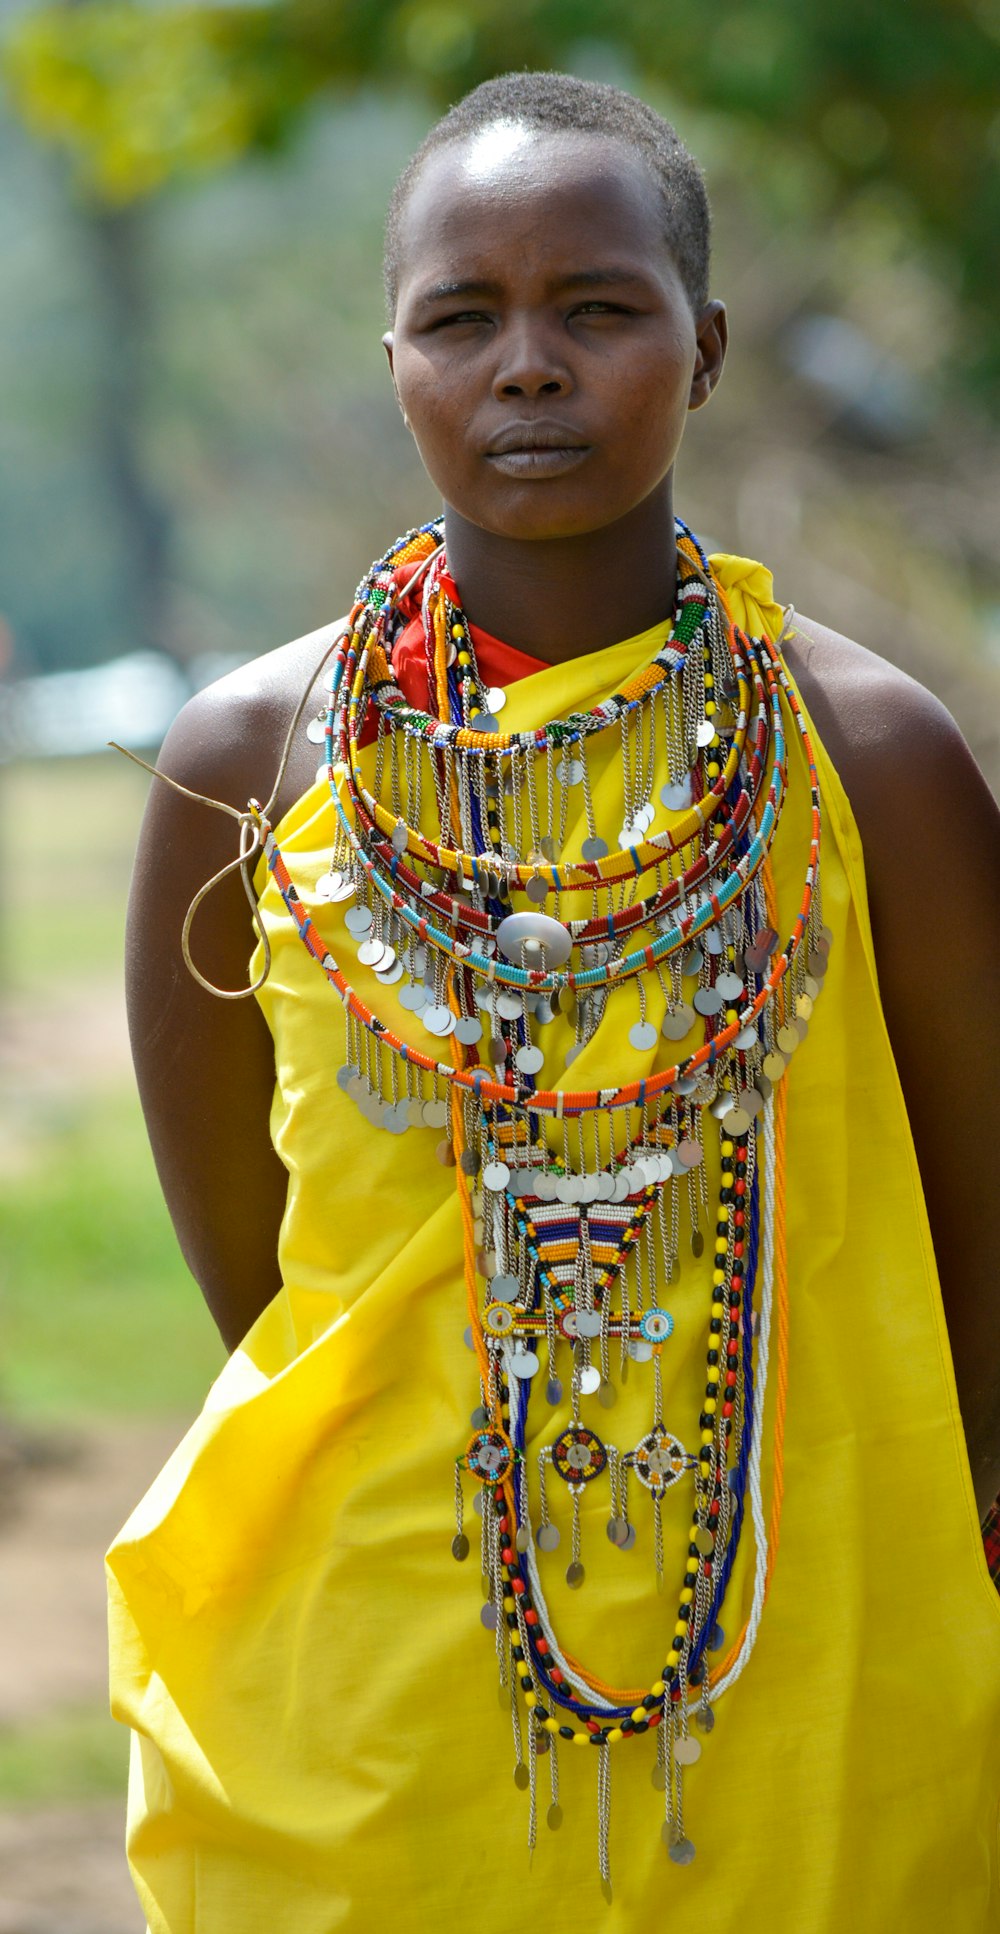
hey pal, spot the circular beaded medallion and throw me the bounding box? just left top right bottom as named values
left=465, top=1427, right=514, bottom=1483
left=630, top=1426, right=688, bottom=1496
left=552, top=1426, right=608, bottom=1485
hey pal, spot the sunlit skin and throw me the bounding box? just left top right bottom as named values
left=384, top=130, right=726, bottom=660
left=125, top=123, right=1000, bottom=1516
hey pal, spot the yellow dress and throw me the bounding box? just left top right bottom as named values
left=108, top=557, right=1000, bottom=1933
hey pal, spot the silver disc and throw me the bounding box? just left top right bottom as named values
left=556, top=758, right=584, bottom=786
left=716, top=972, right=745, bottom=1001
left=674, top=1735, right=702, bottom=1766
left=661, top=1004, right=695, bottom=1040
left=454, top=1015, right=483, bottom=1045
left=578, top=1365, right=601, bottom=1396
left=536, top=1522, right=560, bottom=1552
left=693, top=986, right=723, bottom=1016
left=629, top=1020, right=658, bottom=1052
left=565, top=1562, right=585, bottom=1590
left=375, top=960, right=404, bottom=986
left=666, top=1833, right=697, bottom=1864
left=421, top=1098, right=448, bottom=1127
left=513, top=1762, right=530, bottom=1789
left=496, top=991, right=523, bottom=1020
left=482, top=1162, right=511, bottom=1192
left=357, top=937, right=386, bottom=968
left=676, top=1138, right=703, bottom=1169
left=547, top=1803, right=563, bottom=1831
left=574, top=1310, right=602, bottom=1339
left=660, top=776, right=693, bottom=810
left=345, top=906, right=372, bottom=936
left=515, top=1044, right=545, bottom=1075
left=704, top=925, right=724, bottom=955
left=597, top=1379, right=617, bottom=1410
left=546, top=1376, right=563, bottom=1406
left=581, top=835, right=609, bottom=861
left=486, top=687, right=507, bottom=713
left=451, top=1533, right=469, bottom=1561
left=508, top=1350, right=540, bottom=1379
left=305, top=713, right=327, bottom=744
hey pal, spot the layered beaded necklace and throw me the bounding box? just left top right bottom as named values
left=259, top=516, right=830, bottom=1889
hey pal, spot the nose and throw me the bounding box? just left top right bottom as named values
left=492, top=317, right=572, bottom=400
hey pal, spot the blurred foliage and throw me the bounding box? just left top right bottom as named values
left=4, top=0, right=1000, bottom=396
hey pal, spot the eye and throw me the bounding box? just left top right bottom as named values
left=571, top=301, right=632, bottom=318
left=433, top=309, right=492, bottom=329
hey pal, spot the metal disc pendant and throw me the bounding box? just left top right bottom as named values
left=629, top=1020, right=658, bottom=1052
left=482, top=1161, right=510, bottom=1192
left=661, top=775, right=694, bottom=811
left=651, top=1763, right=668, bottom=1791
left=516, top=1525, right=532, bottom=1553
left=547, top=1803, right=563, bottom=1831
left=480, top=1601, right=498, bottom=1630
left=597, top=1379, right=617, bottom=1409
left=546, top=1376, right=563, bottom=1406
left=509, top=1350, right=540, bottom=1380
left=306, top=713, right=327, bottom=744
left=556, top=757, right=584, bottom=786
left=451, top=1533, right=469, bottom=1561
left=661, top=1004, right=695, bottom=1041
left=716, top=972, right=744, bottom=1001
left=566, top=1562, right=585, bottom=1590
left=515, top=1044, right=545, bottom=1076
left=486, top=686, right=506, bottom=713
left=695, top=1704, right=716, bottom=1733
left=693, top=985, right=723, bottom=1016
left=477, top=713, right=501, bottom=734
left=422, top=1098, right=448, bottom=1127
left=581, top=835, right=609, bottom=861
left=454, top=1014, right=483, bottom=1045
left=496, top=911, right=572, bottom=969
left=578, top=1365, right=601, bottom=1396
left=345, top=905, right=372, bottom=936
left=674, top=1735, right=702, bottom=1766
left=513, top=1762, right=530, bottom=1790
left=537, top=1522, right=560, bottom=1552
left=666, top=1833, right=697, bottom=1864
left=399, top=982, right=427, bottom=1011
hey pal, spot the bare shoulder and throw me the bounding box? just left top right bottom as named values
left=154, top=615, right=349, bottom=827
left=782, top=610, right=988, bottom=824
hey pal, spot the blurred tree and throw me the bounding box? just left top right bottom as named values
left=4, top=0, right=1000, bottom=400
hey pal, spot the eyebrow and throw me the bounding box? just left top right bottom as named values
left=414, top=267, right=652, bottom=307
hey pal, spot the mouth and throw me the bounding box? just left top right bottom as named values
left=484, top=421, right=592, bottom=479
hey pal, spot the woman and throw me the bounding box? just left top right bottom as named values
left=110, top=72, right=1000, bottom=1933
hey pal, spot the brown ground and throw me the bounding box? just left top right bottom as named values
left=0, top=1415, right=183, bottom=1932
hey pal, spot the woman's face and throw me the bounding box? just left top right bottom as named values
left=386, top=125, right=726, bottom=544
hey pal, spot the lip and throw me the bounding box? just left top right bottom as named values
left=485, top=446, right=591, bottom=478
left=486, top=420, right=590, bottom=455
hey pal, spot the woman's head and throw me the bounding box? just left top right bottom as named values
left=383, top=73, right=727, bottom=547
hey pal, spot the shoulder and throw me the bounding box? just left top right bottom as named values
left=153, top=615, right=350, bottom=829
left=781, top=610, right=986, bottom=823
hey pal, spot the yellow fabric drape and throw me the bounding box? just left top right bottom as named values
left=108, top=557, right=1000, bottom=1933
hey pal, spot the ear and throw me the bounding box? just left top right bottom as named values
left=689, top=301, right=728, bottom=412
left=382, top=332, right=412, bottom=431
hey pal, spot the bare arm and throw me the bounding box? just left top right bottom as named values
left=126, top=631, right=336, bottom=1350
left=787, top=616, right=1000, bottom=1515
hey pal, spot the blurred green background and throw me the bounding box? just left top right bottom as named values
left=0, top=0, right=999, bottom=1860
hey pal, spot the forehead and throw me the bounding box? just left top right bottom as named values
left=396, top=128, right=675, bottom=304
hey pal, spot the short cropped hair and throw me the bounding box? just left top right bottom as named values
left=384, top=71, right=711, bottom=317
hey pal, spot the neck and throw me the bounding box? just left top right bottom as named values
left=441, top=479, right=679, bottom=663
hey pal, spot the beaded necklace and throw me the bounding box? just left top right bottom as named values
left=259, top=517, right=827, bottom=1889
